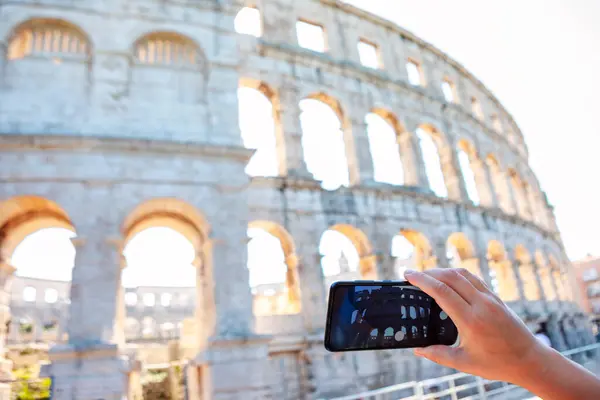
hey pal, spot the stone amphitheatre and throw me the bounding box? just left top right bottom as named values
left=0, top=0, right=591, bottom=398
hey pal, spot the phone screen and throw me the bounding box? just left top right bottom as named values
left=324, top=282, right=458, bottom=352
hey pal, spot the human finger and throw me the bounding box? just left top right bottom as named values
left=404, top=270, right=469, bottom=324
left=455, top=268, right=493, bottom=294
left=414, top=345, right=467, bottom=371
left=424, top=268, right=479, bottom=304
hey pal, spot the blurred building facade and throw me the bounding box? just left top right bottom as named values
left=573, top=255, right=600, bottom=331
left=0, top=0, right=592, bottom=399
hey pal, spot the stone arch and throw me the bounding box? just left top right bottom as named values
left=366, top=108, right=408, bottom=185
left=487, top=240, right=519, bottom=302
left=514, top=244, right=541, bottom=301
left=238, top=78, right=286, bottom=177
left=122, top=198, right=209, bottom=248
left=0, top=196, right=77, bottom=352
left=485, top=154, right=514, bottom=214
left=457, top=139, right=493, bottom=206
left=132, top=31, right=206, bottom=71
left=247, top=221, right=301, bottom=315
left=548, top=255, right=569, bottom=301
left=416, top=123, right=458, bottom=199
left=5, top=18, right=91, bottom=61
left=527, top=182, right=549, bottom=229
left=508, top=168, right=532, bottom=220
left=300, top=93, right=358, bottom=188
left=446, top=232, right=481, bottom=277
left=320, top=225, right=376, bottom=289
left=535, top=251, right=556, bottom=301
left=392, top=230, right=435, bottom=276
left=0, top=195, right=76, bottom=264
left=120, top=198, right=211, bottom=349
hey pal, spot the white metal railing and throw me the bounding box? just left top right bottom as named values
left=323, top=342, right=600, bottom=400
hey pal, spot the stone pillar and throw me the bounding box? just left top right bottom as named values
left=351, top=119, right=375, bottom=184
left=285, top=254, right=302, bottom=313
left=444, top=146, right=469, bottom=203
left=506, top=173, right=520, bottom=216
left=546, top=205, right=560, bottom=234
left=406, top=122, right=430, bottom=189
left=278, top=85, right=311, bottom=179
left=516, top=260, right=542, bottom=302
left=193, top=221, right=273, bottom=399
left=398, top=133, right=422, bottom=186
left=537, top=262, right=557, bottom=302
left=475, top=249, right=495, bottom=289
left=526, top=185, right=541, bottom=225
left=433, top=240, right=449, bottom=269
left=378, top=254, right=397, bottom=280
left=296, top=250, right=327, bottom=333
left=561, top=318, right=580, bottom=349
left=43, top=233, right=130, bottom=400
left=509, top=255, right=528, bottom=302
left=552, top=269, right=567, bottom=301
left=304, top=339, right=369, bottom=399
left=474, top=159, right=498, bottom=208
left=0, top=263, right=15, bottom=398
left=546, top=317, right=568, bottom=351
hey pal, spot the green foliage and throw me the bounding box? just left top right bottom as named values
left=12, top=366, right=51, bottom=400
left=19, top=324, right=33, bottom=334
left=142, top=370, right=170, bottom=400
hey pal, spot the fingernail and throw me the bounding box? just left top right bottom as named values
left=404, top=270, right=417, bottom=276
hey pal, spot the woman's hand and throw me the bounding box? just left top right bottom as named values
left=404, top=268, right=600, bottom=400
left=404, top=268, right=549, bottom=385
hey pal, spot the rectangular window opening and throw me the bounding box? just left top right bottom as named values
left=471, top=97, right=484, bottom=120
left=407, top=60, right=423, bottom=86
left=441, top=79, right=455, bottom=103
left=235, top=6, right=262, bottom=37
left=357, top=39, right=381, bottom=69
left=296, top=20, right=326, bottom=53
left=491, top=114, right=503, bottom=133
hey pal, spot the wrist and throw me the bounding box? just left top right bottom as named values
left=509, top=342, right=555, bottom=389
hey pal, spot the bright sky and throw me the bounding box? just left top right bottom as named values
left=346, top=0, right=600, bottom=259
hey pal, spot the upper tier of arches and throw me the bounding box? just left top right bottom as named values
left=0, top=12, right=549, bottom=228
left=1, top=0, right=527, bottom=158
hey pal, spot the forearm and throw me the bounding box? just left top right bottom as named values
left=514, top=347, right=600, bottom=400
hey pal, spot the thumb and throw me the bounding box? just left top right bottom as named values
left=414, top=345, right=465, bottom=369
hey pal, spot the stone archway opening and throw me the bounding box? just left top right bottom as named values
left=446, top=233, right=481, bottom=277
left=122, top=226, right=196, bottom=343
left=120, top=199, right=210, bottom=363
left=549, top=255, right=569, bottom=301
left=486, top=154, right=514, bottom=214
left=319, top=225, right=375, bottom=291
left=299, top=94, right=353, bottom=190
left=535, top=251, right=556, bottom=302
left=0, top=196, right=77, bottom=396
left=238, top=79, right=283, bottom=177
left=0, top=196, right=76, bottom=346
left=391, top=230, right=434, bottom=278
left=456, top=139, right=483, bottom=206
left=365, top=110, right=405, bottom=186
left=514, top=245, right=541, bottom=301
left=247, top=221, right=301, bottom=316
left=487, top=240, right=519, bottom=302
left=416, top=125, right=448, bottom=198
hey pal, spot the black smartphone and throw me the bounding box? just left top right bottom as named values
left=324, top=281, right=459, bottom=352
